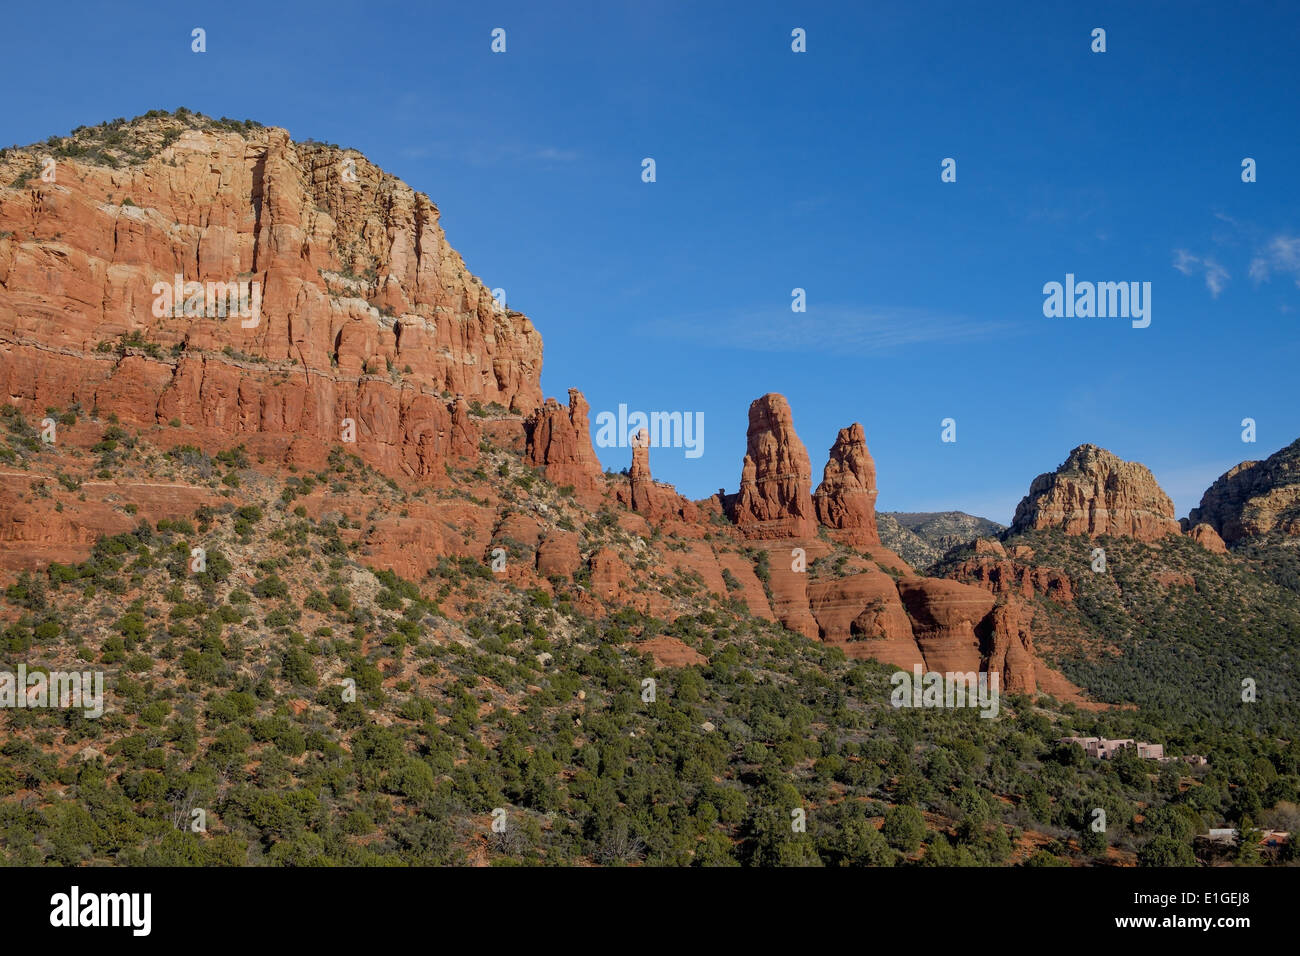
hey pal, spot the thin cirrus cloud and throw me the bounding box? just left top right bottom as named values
left=1172, top=249, right=1230, bottom=297
left=397, top=141, right=579, bottom=166
left=535, top=147, right=580, bottom=163
left=1249, top=234, right=1300, bottom=287
left=645, top=305, right=1015, bottom=355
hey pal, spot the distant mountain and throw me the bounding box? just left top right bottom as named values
left=877, top=511, right=1006, bottom=571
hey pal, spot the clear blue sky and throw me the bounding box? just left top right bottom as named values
left=5, top=1, right=1298, bottom=523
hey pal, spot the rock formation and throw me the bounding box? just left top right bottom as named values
left=948, top=538, right=1075, bottom=604
left=716, top=394, right=1078, bottom=699
left=536, top=530, right=582, bottom=578
left=1011, top=444, right=1181, bottom=541
left=813, top=423, right=880, bottom=546
left=981, top=598, right=1038, bottom=695
left=731, top=394, right=818, bottom=539
left=588, top=547, right=631, bottom=602
left=0, top=116, right=543, bottom=484
left=1187, top=522, right=1228, bottom=554
left=807, top=569, right=923, bottom=668
left=897, top=578, right=997, bottom=674
left=614, top=428, right=700, bottom=523
left=0, top=114, right=1097, bottom=709
left=524, top=388, right=603, bottom=497
left=1188, top=439, right=1300, bottom=545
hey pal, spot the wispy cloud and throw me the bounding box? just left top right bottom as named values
left=1249, top=234, right=1300, bottom=287
left=1173, top=249, right=1229, bottom=297
left=535, top=147, right=579, bottom=163
left=397, top=141, right=580, bottom=167
left=643, top=305, right=1015, bottom=355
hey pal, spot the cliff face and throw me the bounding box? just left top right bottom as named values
left=1189, top=439, right=1300, bottom=545
left=0, top=115, right=543, bottom=481
left=1011, top=444, right=1181, bottom=542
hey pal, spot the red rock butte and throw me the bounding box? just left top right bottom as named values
left=1011, top=443, right=1182, bottom=542
left=0, top=120, right=543, bottom=479
left=731, top=394, right=818, bottom=539
left=814, top=422, right=880, bottom=547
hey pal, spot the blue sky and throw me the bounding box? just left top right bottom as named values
left=5, top=1, right=1299, bottom=523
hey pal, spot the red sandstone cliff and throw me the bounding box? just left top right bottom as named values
left=524, top=388, right=603, bottom=499
left=0, top=115, right=542, bottom=481
left=0, top=114, right=1095, bottom=707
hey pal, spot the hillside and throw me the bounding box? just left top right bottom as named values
left=5, top=401, right=1294, bottom=867
left=935, top=528, right=1300, bottom=730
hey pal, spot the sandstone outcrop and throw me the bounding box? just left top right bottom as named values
left=588, top=547, right=631, bottom=602
left=710, top=393, right=1079, bottom=700
left=981, top=597, right=1037, bottom=695
left=524, top=389, right=604, bottom=498
left=0, top=116, right=1102, bottom=708
left=813, top=423, right=880, bottom=546
left=807, top=570, right=923, bottom=668
left=1188, top=439, right=1300, bottom=544
left=536, top=530, right=582, bottom=578
left=493, top=512, right=545, bottom=552
left=731, top=394, right=817, bottom=539
left=1187, top=522, right=1228, bottom=554
left=948, top=539, right=1075, bottom=604
left=0, top=117, right=543, bottom=486
left=896, top=578, right=997, bottom=675
left=762, top=541, right=827, bottom=640
left=1011, top=444, right=1181, bottom=541
left=614, top=428, right=700, bottom=524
